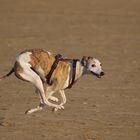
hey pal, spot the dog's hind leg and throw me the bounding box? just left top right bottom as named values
left=17, top=64, right=48, bottom=114
left=25, top=103, right=44, bottom=114
left=17, top=64, right=61, bottom=112
left=25, top=88, right=45, bottom=114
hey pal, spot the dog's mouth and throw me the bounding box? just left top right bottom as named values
left=91, top=71, right=104, bottom=78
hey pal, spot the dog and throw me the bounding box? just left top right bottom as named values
left=0, top=49, right=104, bottom=114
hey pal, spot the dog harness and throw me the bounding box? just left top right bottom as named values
left=46, top=54, right=79, bottom=89
left=67, top=59, right=78, bottom=89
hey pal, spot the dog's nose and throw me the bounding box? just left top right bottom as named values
left=100, top=71, right=105, bottom=76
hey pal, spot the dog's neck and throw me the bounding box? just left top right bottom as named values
left=74, top=60, right=88, bottom=81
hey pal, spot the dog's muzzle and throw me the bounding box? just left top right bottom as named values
left=91, top=71, right=105, bottom=78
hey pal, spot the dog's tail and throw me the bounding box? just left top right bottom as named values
left=0, top=68, right=14, bottom=81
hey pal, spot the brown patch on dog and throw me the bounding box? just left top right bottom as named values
left=14, top=61, right=25, bottom=81
left=50, top=60, right=69, bottom=89
left=26, top=49, right=55, bottom=76
left=15, top=49, right=73, bottom=88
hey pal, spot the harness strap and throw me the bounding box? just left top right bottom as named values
left=46, top=54, right=79, bottom=89
left=67, top=59, right=78, bottom=89
left=46, top=54, right=62, bottom=85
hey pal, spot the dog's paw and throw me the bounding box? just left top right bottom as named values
left=25, top=106, right=43, bottom=114
left=25, top=109, right=32, bottom=115
left=49, top=96, right=59, bottom=102
left=53, top=105, right=64, bottom=112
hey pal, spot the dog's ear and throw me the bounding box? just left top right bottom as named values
left=81, top=56, right=89, bottom=66
left=88, top=56, right=93, bottom=59
left=81, top=56, right=93, bottom=66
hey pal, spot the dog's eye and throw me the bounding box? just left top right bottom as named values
left=91, top=64, right=96, bottom=67
left=100, top=64, right=102, bottom=66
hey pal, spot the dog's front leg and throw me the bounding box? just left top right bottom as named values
left=54, top=90, right=66, bottom=112
left=49, top=96, right=59, bottom=102
left=45, top=86, right=62, bottom=109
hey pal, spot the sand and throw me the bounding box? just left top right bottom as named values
left=0, top=0, right=140, bottom=140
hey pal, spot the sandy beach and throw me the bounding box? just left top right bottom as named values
left=0, top=0, right=140, bottom=140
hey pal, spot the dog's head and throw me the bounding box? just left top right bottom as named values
left=82, top=56, right=105, bottom=78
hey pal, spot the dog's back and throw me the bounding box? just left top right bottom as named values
left=15, top=49, right=55, bottom=81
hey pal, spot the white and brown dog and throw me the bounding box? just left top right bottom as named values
left=0, top=49, right=104, bottom=114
